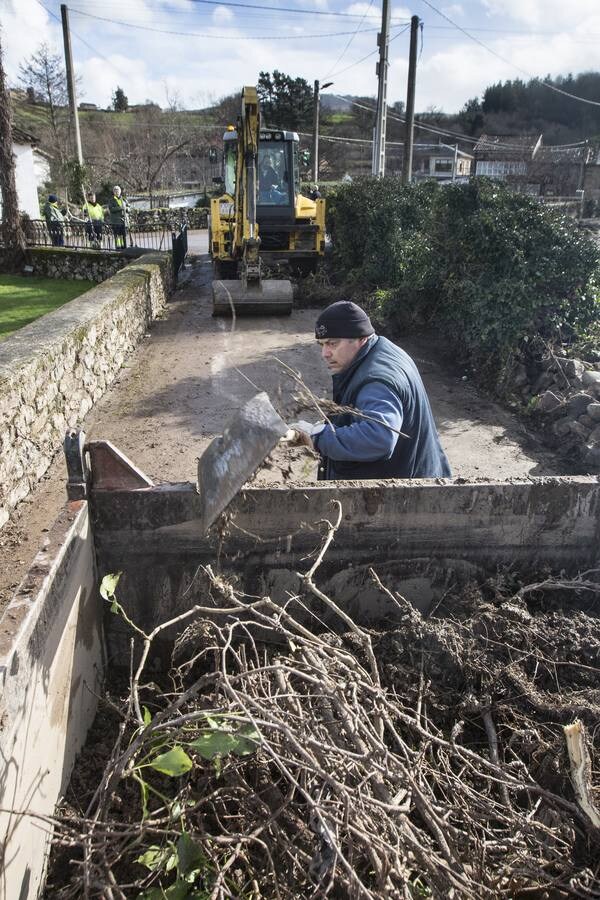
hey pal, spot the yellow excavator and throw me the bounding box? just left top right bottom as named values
left=209, top=86, right=326, bottom=315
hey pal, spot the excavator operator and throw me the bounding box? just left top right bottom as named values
left=259, top=153, right=279, bottom=192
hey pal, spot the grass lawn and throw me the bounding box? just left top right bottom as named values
left=0, top=275, right=94, bottom=340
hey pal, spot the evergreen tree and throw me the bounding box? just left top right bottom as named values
left=112, top=86, right=129, bottom=112
left=257, top=71, right=313, bottom=130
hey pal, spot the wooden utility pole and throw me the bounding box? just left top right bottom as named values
left=371, top=0, right=391, bottom=176
left=0, top=32, right=26, bottom=269
left=60, top=4, right=83, bottom=166
left=401, top=15, right=419, bottom=185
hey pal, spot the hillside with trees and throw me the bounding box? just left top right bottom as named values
left=9, top=52, right=600, bottom=201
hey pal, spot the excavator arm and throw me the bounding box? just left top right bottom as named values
left=237, top=87, right=261, bottom=288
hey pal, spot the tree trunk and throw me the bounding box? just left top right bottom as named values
left=0, top=34, right=26, bottom=270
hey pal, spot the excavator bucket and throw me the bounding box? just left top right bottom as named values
left=212, top=279, right=293, bottom=316
left=197, top=391, right=289, bottom=531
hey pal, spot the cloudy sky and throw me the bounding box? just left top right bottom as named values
left=1, top=0, right=600, bottom=114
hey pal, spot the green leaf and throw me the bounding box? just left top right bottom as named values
left=170, top=800, right=183, bottom=822
left=100, top=571, right=121, bottom=601
left=149, top=747, right=193, bottom=777
left=164, top=881, right=191, bottom=899
left=233, top=725, right=261, bottom=755
left=188, top=731, right=239, bottom=760
left=137, top=844, right=170, bottom=872
left=138, top=882, right=191, bottom=900
left=177, top=833, right=206, bottom=880
left=143, top=706, right=152, bottom=726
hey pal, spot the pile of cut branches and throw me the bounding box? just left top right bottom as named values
left=45, top=504, right=600, bottom=899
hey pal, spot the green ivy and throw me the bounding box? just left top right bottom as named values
left=327, top=177, right=600, bottom=383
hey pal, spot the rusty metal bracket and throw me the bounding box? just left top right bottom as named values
left=86, top=440, right=154, bottom=491
left=64, top=430, right=89, bottom=500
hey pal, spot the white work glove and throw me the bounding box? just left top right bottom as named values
left=290, top=420, right=324, bottom=436
left=281, top=420, right=324, bottom=447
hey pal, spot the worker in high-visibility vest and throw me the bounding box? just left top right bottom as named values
left=84, top=192, right=105, bottom=246
left=43, top=194, right=65, bottom=246
left=108, top=185, right=130, bottom=249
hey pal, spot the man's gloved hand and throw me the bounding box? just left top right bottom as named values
left=281, top=420, right=323, bottom=449
left=282, top=428, right=314, bottom=448
left=290, top=420, right=320, bottom=435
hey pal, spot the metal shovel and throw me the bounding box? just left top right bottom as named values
left=197, top=392, right=289, bottom=531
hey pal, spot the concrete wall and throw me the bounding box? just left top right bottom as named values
left=0, top=252, right=172, bottom=528
left=0, top=502, right=103, bottom=900
left=88, top=476, right=600, bottom=657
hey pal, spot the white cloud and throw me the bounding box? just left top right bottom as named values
left=4, top=0, right=600, bottom=116
left=212, top=6, right=234, bottom=24
left=482, top=0, right=600, bottom=28
left=1, top=0, right=58, bottom=79
left=442, top=4, right=464, bottom=17
left=345, top=2, right=379, bottom=14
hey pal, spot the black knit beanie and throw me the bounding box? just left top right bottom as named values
left=315, top=301, right=375, bottom=339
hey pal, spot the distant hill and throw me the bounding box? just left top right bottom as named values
left=320, top=94, right=363, bottom=112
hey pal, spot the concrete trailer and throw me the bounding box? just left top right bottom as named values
left=1, top=429, right=600, bottom=899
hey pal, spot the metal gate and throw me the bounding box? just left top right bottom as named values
left=171, top=224, right=188, bottom=281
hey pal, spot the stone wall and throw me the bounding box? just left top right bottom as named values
left=31, top=247, right=133, bottom=283
left=130, top=206, right=208, bottom=230
left=510, top=353, right=600, bottom=470
left=0, top=246, right=134, bottom=283
left=0, top=253, right=172, bottom=528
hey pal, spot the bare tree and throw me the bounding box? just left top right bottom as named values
left=18, top=43, right=71, bottom=189
left=0, top=30, right=26, bottom=269
left=109, top=105, right=191, bottom=205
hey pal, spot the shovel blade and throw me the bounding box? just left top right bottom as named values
left=197, top=392, right=288, bottom=531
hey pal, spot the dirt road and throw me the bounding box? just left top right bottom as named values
left=0, top=250, right=562, bottom=609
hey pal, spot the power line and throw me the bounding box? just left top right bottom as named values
left=330, top=94, right=590, bottom=151
left=31, top=0, right=132, bottom=80
left=137, top=0, right=409, bottom=21
left=326, top=23, right=409, bottom=80
left=418, top=0, right=600, bottom=109
left=320, top=0, right=375, bottom=82
left=70, top=8, right=383, bottom=41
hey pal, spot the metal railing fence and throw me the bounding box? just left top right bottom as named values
left=23, top=220, right=175, bottom=253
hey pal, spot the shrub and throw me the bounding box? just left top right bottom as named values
left=327, top=177, right=600, bottom=382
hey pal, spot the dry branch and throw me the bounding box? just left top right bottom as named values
left=43, top=539, right=600, bottom=899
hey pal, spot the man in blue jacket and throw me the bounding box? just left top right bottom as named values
left=294, top=300, right=451, bottom=480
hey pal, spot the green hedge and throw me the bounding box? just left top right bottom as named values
left=327, top=177, right=600, bottom=380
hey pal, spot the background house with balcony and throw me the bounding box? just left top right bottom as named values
left=528, top=143, right=592, bottom=198
left=473, top=133, right=595, bottom=200
left=412, top=143, right=473, bottom=182
left=473, top=134, right=542, bottom=192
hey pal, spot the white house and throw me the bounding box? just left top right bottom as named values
left=0, top=126, right=47, bottom=219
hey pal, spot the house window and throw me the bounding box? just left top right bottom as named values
left=477, top=160, right=527, bottom=177
left=434, top=160, right=453, bottom=173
